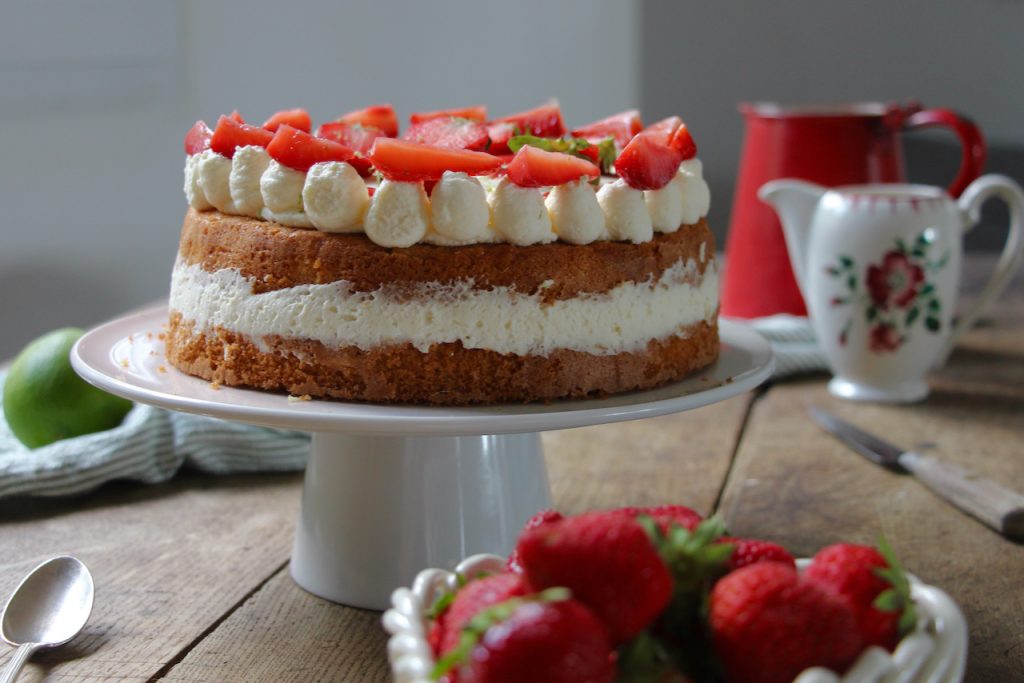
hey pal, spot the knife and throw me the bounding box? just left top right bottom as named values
left=810, top=407, right=1024, bottom=542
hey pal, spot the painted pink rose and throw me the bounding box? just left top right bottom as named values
left=866, top=251, right=924, bottom=310
left=869, top=323, right=902, bottom=353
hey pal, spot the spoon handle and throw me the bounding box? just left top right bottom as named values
left=0, top=643, right=40, bottom=683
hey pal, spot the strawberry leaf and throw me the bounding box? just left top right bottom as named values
left=873, top=536, right=918, bottom=636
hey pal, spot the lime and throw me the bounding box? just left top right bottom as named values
left=3, top=328, right=132, bottom=448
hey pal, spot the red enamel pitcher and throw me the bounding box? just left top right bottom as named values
left=721, top=102, right=986, bottom=318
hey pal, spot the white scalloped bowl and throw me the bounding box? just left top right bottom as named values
left=382, top=554, right=967, bottom=683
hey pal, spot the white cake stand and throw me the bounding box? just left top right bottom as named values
left=71, top=305, right=773, bottom=610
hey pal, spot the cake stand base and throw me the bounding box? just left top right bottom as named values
left=289, top=432, right=550, bottom=609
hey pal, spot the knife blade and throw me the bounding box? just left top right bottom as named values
left=810, top=407, right=1024, bottom=542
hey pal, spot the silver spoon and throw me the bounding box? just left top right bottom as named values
left=0, top=556, right=94, bottom=682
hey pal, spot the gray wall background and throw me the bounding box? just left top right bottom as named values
left=1, top=0, right=1021, bottom=359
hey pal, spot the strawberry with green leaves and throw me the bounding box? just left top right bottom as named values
left=487, top=101, right=566, bottom=155
left=433, top=589, right=616, bottom=683
left=709, top=562, right=863, bottom=683
left=515, top=510, right=672, bottom=645
left=804, top=539, right=916, bottom=651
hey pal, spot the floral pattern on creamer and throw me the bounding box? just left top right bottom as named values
left=826, top=230, right=949, bottom=353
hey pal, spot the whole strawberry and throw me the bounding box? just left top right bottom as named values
left=437, top=572, right=528, bottom=656
left=515, top=510, right=673, bottom=644
left=621, top=504, right=704, bottom=533
left=804, top=541, right=915, bottom=651
left=432, top=591, right=616, bottom=683
left=717, top=536, right=796, bottom=572
left=709, top=562, right=862, bottom=683
left=506, top=508, right=564, bottom=573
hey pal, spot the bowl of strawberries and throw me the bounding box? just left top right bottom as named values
left=383, top=505, right=967, bottom=683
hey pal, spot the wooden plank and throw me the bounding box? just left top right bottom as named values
left=545, top=394, right=754, bottom=516
left=718, top=309, right=1024, bottom=681
left=0, top=472, right=302, bottom=682
left=160, top=570, right=390, bottom=683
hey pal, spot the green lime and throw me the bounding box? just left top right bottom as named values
left=3, top=328, right=132, bottom=448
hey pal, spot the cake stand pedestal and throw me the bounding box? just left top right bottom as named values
left=72, top=305, right=773, bottom=610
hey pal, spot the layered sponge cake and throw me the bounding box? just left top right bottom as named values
left=167, top=103, right=718, bottom=404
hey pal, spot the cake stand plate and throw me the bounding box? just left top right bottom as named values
left=72, top=305, right=774, bottom=609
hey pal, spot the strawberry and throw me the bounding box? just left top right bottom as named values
left=669, top=124, right=698, bottom=161
left=263, top=107, right=312, bottom=133
left=368, top=138, right=502, bottom=181
left=571, top=109, right=644, bottom=148
left=640, top=117, right=697, bottom=161
left=402, top=117, right=490, bottom=151
left=709, top=562, right=863, bottom=683
left=266, top=125, right=354, bottom=172
left=614, top=132, right=683, bottom=190
left=505, top=145, right=600, bottom=188
left=184, top=120, right=212, bottom=155
left=717, top=536, right=796, bottom=572
left=209, top=115, right=274, bottom=158
left=228, top=110, right=245, bottom=124
left=627, top=504, right=703, bottom=533
left=437, top=572, right=528, bottom=656
left=515, top=510, right=672, bottom=644
left=337, top=104, right=399, bottom=137
left=506, top=509, right=563, bottom=573
left=436, top=592, right=616, bottom=683
left=411, top=105, right=488, bottom=124
left=644, top=116, right=682, bottom=137
left=315, top=121, right=386, bottom=176
left=804, top=541, right=915, bottom=651
left=487, top=101, right=566, bottom=154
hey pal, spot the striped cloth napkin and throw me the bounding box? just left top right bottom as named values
left=746, top=314, right=830, bottom=379
left=0, top=370, right=309, bottom=500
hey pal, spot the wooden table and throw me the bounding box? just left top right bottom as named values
left=1, top=257, right=1021, bottom=682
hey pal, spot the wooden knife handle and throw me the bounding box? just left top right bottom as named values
left=899, top=451, right=1024, bottom=542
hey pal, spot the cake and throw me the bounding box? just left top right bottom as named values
left=167, top=103, right=718, bottom=404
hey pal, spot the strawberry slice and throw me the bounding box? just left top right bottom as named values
left=267, top=125, right=354, bottom=172
left=410, top=105, right=487, bottom=124
left=316, top=121, right=387, bottom=176
left=402, top=117, right=489, bottom=151
left=506, top=145, right=600, bottom=188
left=487, top=101, right=566, bottom=154
left=209, top=115, right=274, bottom=158
left=263, top=108, right=312, bottom=133
left=642, top=116, right=698, bottom=160
left=644, top=115, right=682, bottom=137
left=228, top=110, right=245, bottom=124
left=613, top=132, right=683, bottom=190
left=669, top=123, right=698, bottom=160
left=184, top=120, right=213, bottom=155
left=337, top=104, right=399, bottom=137
left=571, top=109, right=643, bottom=148
left=369, top=138, right=503, bottom=181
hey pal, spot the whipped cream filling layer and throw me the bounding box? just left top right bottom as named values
left=169, top=257, right=718, bottom=357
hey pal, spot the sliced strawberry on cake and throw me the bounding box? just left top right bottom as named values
left=613, top=131, right=684, bottom=190
left=368, top=138, right=502, bottom=181
left=506, top=145, right=600, bottom=188
left=644, top=115, right=682, bottom=137
left=336, top=104, right=399, bottom=137
left=571, top=109, right=643, bottom=149
left=315, top=121, right=387, bottom=176
left=184, top=120, right=213, bottom=155
left=263, top=107, right=312, bottom=133
left=642, top=116, right=698, bottom=161
left=209, top=115, right=275, bottom=158
left=402, top=117, right=490, bottom=151
left=487, top=101, right=566, bottom=155
left=410, top=105, right=487, bottom=124
left=266, top=125, right=355, bottom=172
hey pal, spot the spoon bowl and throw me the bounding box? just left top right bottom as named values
left=0, top=556, right=93, bottom=682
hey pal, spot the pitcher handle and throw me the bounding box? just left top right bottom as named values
left=937, top=175, right=1024, bottom=366
left=905, top=109, right=986, bottom=198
